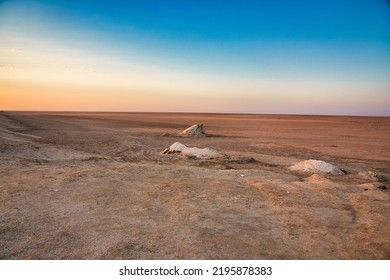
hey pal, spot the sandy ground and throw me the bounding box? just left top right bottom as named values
left=0, top=111, right=389, bottom=259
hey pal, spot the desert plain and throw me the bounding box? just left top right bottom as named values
left=0, top=111, right=389, bottom=259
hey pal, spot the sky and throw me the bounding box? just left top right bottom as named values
left=0, top=0, right=389, bottom=115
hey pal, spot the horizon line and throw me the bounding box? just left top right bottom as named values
left=1, top=110, right=389, bottom=118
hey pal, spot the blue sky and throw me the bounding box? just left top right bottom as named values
left=1, top=0, right=389, bottom=115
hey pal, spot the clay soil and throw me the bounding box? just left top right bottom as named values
left=0, top=111, right=389, bottom=259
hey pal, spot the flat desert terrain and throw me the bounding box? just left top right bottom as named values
left=0, top=111, right=389, bottom=259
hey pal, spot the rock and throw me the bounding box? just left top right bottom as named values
left=290, top=159, right=345, bottom=175
left=162, top=124, right=207, bottom=137
left=162, top=142, right=221, bottom=159
left=358, top=171, right=386, bottom=183
left=179, top=124, right=206, bottom=136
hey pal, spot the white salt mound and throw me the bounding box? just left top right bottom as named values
left=167, top=142, right=187, bottom=152
left=180, top=124, right=205, bottom=135
left=163, top=142, right=219, bottom=159
left=290, top=159, right=344, bottom=175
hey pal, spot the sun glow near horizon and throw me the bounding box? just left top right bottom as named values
left=1, top=0, right=389, bottom=116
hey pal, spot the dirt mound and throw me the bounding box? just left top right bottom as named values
left=290, top=159, right=345, bottom=175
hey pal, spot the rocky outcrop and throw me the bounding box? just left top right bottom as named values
left=179, top=124, right=206, bottom=136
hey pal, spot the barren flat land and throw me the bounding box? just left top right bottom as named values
left=0, top=111, right=389, bottom=259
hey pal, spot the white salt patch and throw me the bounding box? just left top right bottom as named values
left=290, top=159, right=344, bottom=175
left=163, top=142, right=220, bottom=159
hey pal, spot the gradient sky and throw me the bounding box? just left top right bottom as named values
left=1, top=0, right=389, bottom=115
